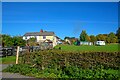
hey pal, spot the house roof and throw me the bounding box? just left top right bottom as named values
left=24, top=32, right=55, bottom=36
left=65, top=38, right=78, bottom=41
left=64, top=37, right=76, bottom=40
left=55, top=36, right=62, bottom=40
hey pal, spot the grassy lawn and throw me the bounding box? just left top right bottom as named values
left=1, top=56, right=16, bottom=64
left=55, top=43, right=120, bottom=52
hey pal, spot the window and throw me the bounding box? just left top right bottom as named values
left=43, top=36, right=46, bottom=39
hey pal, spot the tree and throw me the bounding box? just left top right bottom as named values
left=28, top=37, right=37, bottom=46
left=64, top=37, right=69, bottom=40
left=2, top=34, right=26, bottom=47
left=86, top=35, right=91, bottom=42
left=12, top=36, right=26, bottom=46
left=2, top=34, right=13, bottom=47
left=116, top=27, right=120, bottom=43
left=80, top=30, right=89, bottom=41
left=96, top=34, right=106, bottom=41
left=107, top=32, right=118, bottom=43
left=106, top=37, right=111, bottom=43
left=90, top=35, right=97, bottom=43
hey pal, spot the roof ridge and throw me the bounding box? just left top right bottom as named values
left=24, top=31, right=55, bottom=36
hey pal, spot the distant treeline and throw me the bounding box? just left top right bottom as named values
left=65, top=27, right=120, bottom=44
left=0, top=27, right=120, bottom=47
left=0, top=35, right=26, bottom=47
left=0, top=33, right=40, bottom=47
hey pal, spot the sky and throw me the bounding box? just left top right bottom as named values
left=2, top=2, right=118, bottom=39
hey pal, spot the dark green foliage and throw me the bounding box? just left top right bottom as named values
left=78, top=29, right=119, bottom=43
left=3, top=64, right=39, bottom=75
left=3, top=63, right=119, bottom=79
left=90, top=35, right=97, bottom=43
left=107, top=32, right=118, bottom=43
left=20, top=50, right=120, bottom=69
left=2, top=34, right=26, bottom=47
left=3, top=50, right=119, bottom=78
left=2, top=34, right=13, bottom=47
left=80, top=30, right=89, bottom=41
left=96, top=34, right=107, bottom=41
left=12, top=36, right=26, bottom=46
left=116, top=27, right=120, bottom=40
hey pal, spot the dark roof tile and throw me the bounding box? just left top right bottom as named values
left=24, top=32, right=54, bottom=36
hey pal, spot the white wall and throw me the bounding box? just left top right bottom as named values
left=36, top=36, right=40, bottom=42
left=53, top=36, right=57, bottom=47
left=23, top=36, right=36, bottom=41
left=23, top=35, right=58, bottom=47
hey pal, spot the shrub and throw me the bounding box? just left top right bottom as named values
left=3, top=50, right=120, bottom=79
left=3, top=64, right=119, bottom=79
left=20, top=50, right=120, bottom=70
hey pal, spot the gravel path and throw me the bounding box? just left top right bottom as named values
left=0, top=64, right=35, bottom=79
left=2, top=72, right=34, bottom=78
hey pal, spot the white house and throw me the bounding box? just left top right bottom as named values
left=23, top=30, right=58, bottom=47
left=95, top=41, right=105, bottom=46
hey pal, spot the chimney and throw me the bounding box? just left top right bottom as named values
left=40, top=29, right=43, bottom=32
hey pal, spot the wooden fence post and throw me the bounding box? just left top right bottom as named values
left=16, top=46, right=20, bottom=64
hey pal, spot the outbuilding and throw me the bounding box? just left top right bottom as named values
left=96, top=41, right=105, bottom=46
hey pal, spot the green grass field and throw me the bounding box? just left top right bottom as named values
left=1, top=56, right=22, bottom=64
left=55, top=43, right=120, bottom=52
left=1, top=56, right=16, bottom=64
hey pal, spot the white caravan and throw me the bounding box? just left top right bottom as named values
left=96, top=41, right=105, bottom=46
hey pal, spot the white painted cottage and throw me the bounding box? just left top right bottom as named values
left=23, top=30, right=59, bottom=47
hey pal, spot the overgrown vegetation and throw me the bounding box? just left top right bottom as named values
left=3, top=50, right=120, bottom=79
left=3, top=64, right=119, bottom=79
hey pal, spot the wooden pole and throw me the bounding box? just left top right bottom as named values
left=16, top=46, right=20, bottom=64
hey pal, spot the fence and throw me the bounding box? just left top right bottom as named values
left=0, top=47, right=14, bottom=57
left=0, top=44, right=53, bottom=57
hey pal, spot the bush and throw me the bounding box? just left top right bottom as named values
left=21, top=50, right=120, bottom=69
left=3, top=64, right=119, bottom=79
left=3, top=64, right=39, bottom=76
left=3, top=50, right=120, bottom=79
